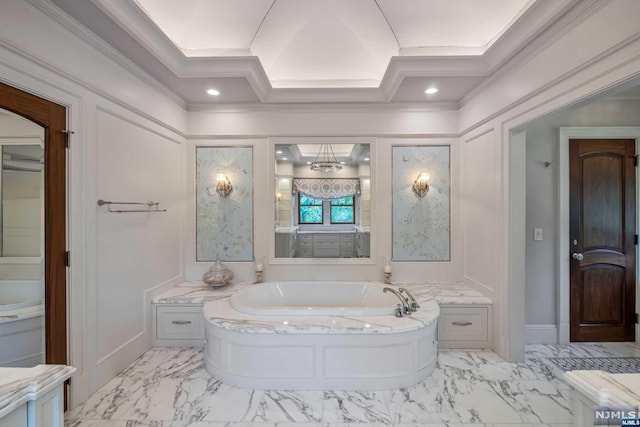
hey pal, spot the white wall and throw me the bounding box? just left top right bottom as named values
left=186, top=109, right=461, bottom=284
left=458, top=0, right=640, bottom=360
left=0, top=0, right=187, bottom=406
left=523, top=98, right=640, bottom=344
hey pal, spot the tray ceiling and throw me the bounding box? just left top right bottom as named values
left=47, top=0, right=580, bottom=105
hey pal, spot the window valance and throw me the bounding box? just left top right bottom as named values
left=293, top=178, right=360, bottom=200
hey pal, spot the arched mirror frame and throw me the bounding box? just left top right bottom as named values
left=268, top=137, right=377, bottom=265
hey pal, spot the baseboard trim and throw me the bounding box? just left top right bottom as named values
left=524, top=324, right=558, bottom=344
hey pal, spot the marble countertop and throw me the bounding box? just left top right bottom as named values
left=203, top=291, right=440, bottom=335
left=154, top=281, right=490, bottom=336
left=153, top=281, right=492, bottom=306
left=564, top=370, right=640, bottom=409
left=0, top=364, right=75, bottom=419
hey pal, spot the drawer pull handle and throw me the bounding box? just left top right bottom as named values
left=171, top=320, right=192, bottom=325
left=452, top=321, right=472, bottom=326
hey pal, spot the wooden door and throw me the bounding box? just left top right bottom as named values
left=0, top=82, right=67, bottom=363
left=569, top=138, right=636, bottom=342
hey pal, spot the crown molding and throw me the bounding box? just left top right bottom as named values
left=460, top=0, right=612, bottom=107
left=25, top=0, right=186, bottom=108
left=41, top=0, right=610, bottom=106
left=79, top=0, right=578, bottom=105
left=187, top=101, right=460, bottom=114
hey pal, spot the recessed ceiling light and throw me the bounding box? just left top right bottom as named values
left=425, top=88, right=438, bottom=95
left=306, top=161, right=312, bottom=164
left=364, top=157, right=370, bottom=161
left=340, top=161, right=346, bottom=165
left=206, top=89, right=220, bottom=96
left=282, top=157, right=288, bottom=160
left=276, top=150, right=283, bottom=154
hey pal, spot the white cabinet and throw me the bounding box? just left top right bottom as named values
left=153, top=305, right=205, bottom=347
left=437, top=305, right=492, bottom=349
left=275, top=229, right=297, bottom=257
left=0, top=366, right=72, bottom=427
left=295, top=233, right=357, bottom=257
left=2, top=404, right=26, bottom=427
left=312, top=234, right=340, bottom=257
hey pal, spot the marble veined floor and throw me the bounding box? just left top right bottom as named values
left=65, top=342, right=640, bottom=427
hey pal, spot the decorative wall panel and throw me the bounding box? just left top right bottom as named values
left=392, top=146, right=450, bottom=261
left=196, top=146, right=253, bottom=261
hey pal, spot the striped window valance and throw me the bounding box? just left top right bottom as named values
left=293, top=178, right=360, bottom=200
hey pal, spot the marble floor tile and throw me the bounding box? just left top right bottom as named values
left=65, top=376, right=180, bottom=422
left=322, top=391, right=390, bottom=424
left=249, top=391, right=324, bottom=423
left=433, top=351, right=539, bottom=381
left=69, top=343, right=639, bottom=426
left=172, top=378, right=262, bottom=424
left=119, top=348, right=207, bottom=380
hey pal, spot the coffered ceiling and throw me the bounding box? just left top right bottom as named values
left=47, top=0, right=579, bottom=106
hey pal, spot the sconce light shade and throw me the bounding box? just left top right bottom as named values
left=412, top=172, right=430, bottom=197
left=216, top=173, right=233, bottom=197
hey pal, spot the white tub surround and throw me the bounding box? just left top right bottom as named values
left=204, top=281, right=440, bottom=390
left=0, top=364, right=75, bottom=426
left=152, top=282, right=245, bottom=347
left=230, top=281, right=399, bottom=316
left=152, top=281, right=492, bottom=349
left=564, top=370, right=640, bottom=427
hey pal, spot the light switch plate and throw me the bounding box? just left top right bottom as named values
left=534, top=228, right=543, bottom=241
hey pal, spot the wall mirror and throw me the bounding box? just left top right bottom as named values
left=0, top=109, right=44, bottom=270
left=196, top=146, right=254, bottom=262
left=274, top=141, right=371, bottom=259
left=0, top=107, right=45, bottom=368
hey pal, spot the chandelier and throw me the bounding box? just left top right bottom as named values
left=310, top=144, right=343, bottom=172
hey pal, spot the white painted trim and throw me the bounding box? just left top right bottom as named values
left=524, top=325, right=559, bottom=344
left=558, top=127, right=640, bottom=344
left=509, top=129, right=526, bottom=361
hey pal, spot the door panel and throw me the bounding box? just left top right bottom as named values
left=570, top=139, right=636, bottom=342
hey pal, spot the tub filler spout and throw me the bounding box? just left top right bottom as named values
left=398, top=287, right=420, bottom=312
left=383, top=287, right=410, bottom=317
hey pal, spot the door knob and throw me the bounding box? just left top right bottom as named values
left=572, top=252, right=584, bottom=261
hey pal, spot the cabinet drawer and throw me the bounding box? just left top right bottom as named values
left=156, top=306, right=205, bottom=340
left=298, top=234, right=313, bottom=245
left=438, top=306, right=488, bottom=342
left=297, top=247, right=313, bottom=257
left=313, top=237, right=339, bottom=247
left=313, top=247, right=340, bottom=257
left=339, top=234, right=355, bottom=244
left=340, top=248, right=354, bottom=257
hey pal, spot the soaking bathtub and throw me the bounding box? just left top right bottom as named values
left=0, top=281, right=45, bottom=367
left=204, top=281, right=439, bottom=390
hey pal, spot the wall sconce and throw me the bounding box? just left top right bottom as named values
left=215, top=173, right=233, bottom=197
left=412, top=172, right=430, bottom=197
left=276, top=192, right=282, bottom=201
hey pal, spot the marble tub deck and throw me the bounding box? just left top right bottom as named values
left=64, top=342, right=640, bottom=426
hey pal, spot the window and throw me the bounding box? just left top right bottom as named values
left=298, top=193, right=323, bottom=224
left=297, top=194, right=356, bottom=225
left=330, top=196, right=355, bottom=224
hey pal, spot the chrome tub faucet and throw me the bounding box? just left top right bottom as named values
left=383, top=287, right=411, bottom=317
left=398, top=288, right=420, bottom=312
